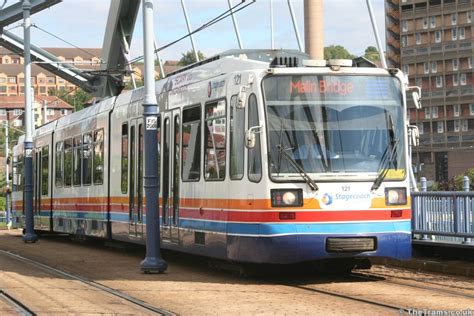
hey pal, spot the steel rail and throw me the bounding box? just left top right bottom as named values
left=350, top=271, right=474, bottom=299
left=0, top=250, right=175, bottom=316
left=0, top=290, right=36, bottom=316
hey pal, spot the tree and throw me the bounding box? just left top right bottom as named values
left=324, top=45, right=356, bottom=60
left=364, top=46, right=381, bottom=62
left=49, top=88, right=92, bottom=112
left=178, top=50, right=206, bottom=66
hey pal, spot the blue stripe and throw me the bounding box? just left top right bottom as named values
left=179, top=219, right=411, bottom=236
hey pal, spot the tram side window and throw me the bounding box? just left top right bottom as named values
left=204, top=99, right=226, bottom=181
left=94, top=128, right=104, bottom=185
left=41, top=146, right=49, bottom=195
left=64, top=139, right=73, bottom=187
left=182, top=105, right=201, bottom=181
left=121, top=124, right=128, bottom=194
left=230, top=95, right=244, bottom=180
left=82, top=133, right=92, bottom=186
left=12, top=158, right=17, bottom=192
left=55, top=141, right=63, bottom=187
left=73, top=136, right=82, bottom=186
left=248, top=94, right=262, bottom=182
left=17, top=156, right=23, bottom=191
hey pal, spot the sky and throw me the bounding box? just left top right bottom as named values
left=4, top=0, right=386, bottom=62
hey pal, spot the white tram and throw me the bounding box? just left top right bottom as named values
left=13, top=50, right=412, bottom=265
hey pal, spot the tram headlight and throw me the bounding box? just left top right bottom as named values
left=271, top=189, right=303, bottom=207
left=385, top=188, right=407, bottom=205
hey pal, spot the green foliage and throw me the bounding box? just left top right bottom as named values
left=0, top=123, right=23, bottom=157
left=454, top=168, right=474, bottom=190
left=0, top=197, right=5, bottom=211
left=49, top=88, right=92, bottom=112
left=178, top=50, right=206, bottom=66
left=124, top=79, right=144, bottom=90
left=324, top=45, right=356, bottom=60
left=364, top=46, right=380, bottom=62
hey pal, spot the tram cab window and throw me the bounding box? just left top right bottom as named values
left=55, top=141, right=63, bottom=187
left=182, top=105, right=201, bottom=181
left=82, top=133, right=93, bottom=186
left=64, top=139, right=73, bottom=187
left=93, top=128, right=104, bottom=185
left=41, top=146, right=49, bottom=195
left=73, top=136, right=82, bottom=186
left=204, top=99, right=226, bottom=181
left=248, top=94, right=262, bottom=182
left=230, top=95, right=244, bottom=180
left=121, top=124, right=128, bottom=194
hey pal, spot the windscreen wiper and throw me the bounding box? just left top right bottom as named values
left=371, top=114, right=399, bottom=191
left=278, top=145, right=319, bottom=191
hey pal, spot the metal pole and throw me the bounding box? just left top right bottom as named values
left=140, top=0, right=167, bottom=274
left=462, top=176, right=472, bottom=244
left=5, top=121, right=11, bottom=228
left=22, top=0, right=37, bottom=243
left=287, top=0, right=303, bottom=52
left=366, top=0, right=387, bottom=68
left=180, top=0, right=200, bottom=62
left=154, top=40, right=165, bottom=79
left=270, top=0, right=274, bottom=49
left=420, top=177, right=428, bottom=240
left=43, top=100, right=48, bottom=124
left=227, top=0, right=243, bottom=49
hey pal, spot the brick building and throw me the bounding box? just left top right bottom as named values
left=386, top=0, right=474, bottom=181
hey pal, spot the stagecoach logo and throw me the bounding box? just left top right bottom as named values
left=321, top=193, right=333, bottom=205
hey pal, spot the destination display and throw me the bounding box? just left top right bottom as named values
left=264, top=75, right=402, bottom=102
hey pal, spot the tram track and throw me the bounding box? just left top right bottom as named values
left=0, top=249, right=175, bottom=316
left=0, top=290, right=35, bottom=316
left=350, top=271, right=474, bottom=299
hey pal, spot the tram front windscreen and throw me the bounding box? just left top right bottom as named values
left=263, top=74, right=406, bottom=182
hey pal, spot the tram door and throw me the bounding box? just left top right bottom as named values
left=128, top=120, right=144, bottom=239
left=162, top=110, right=180, bottom=244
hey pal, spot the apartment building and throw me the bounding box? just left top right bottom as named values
left=386, top=0, right=474, bottom=181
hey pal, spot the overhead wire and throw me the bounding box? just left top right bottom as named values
left=125, top=0, right=256, bottom=67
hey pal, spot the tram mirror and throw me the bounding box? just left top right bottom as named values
left=407, top=86, right=422, bottom=109
left=245, top=126, right=262, bottom=148
left=408, top=125, right=420, bottom=147
left=237, top=86, right=247, bottom=109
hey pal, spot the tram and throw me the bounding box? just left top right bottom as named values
left=12, top=50, right=412, bottom=267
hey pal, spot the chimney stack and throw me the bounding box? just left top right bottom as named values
left=304, top=0, right=324, bottom=60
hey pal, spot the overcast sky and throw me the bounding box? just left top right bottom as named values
left=5, top=0, right=386, bottom=62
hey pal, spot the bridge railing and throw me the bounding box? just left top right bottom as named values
left=412, top=177, right=473, bottom=245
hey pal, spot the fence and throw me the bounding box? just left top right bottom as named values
left=412, top=176, right=473, bottom=245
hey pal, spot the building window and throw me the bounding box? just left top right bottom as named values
left=462, top=119, right=468, bottom=132
left=14, top=119, right=22, bottom=127
left=0, top=77, right=6, bottom=83
left=61, top=109, right=68, bottom=115
left=0, top=86, right=6, bottom=93
left=13, top=109, right=22, bottom=116
left=435, top=30, right=442, bottom=43
left=47, top=109, right=54, bottom=116
left=402, top=20, right=408, bottom=32
left=430, top=16, right=436, bottom=28
left=437, top=121, right=444, bottom=133
left=468, top=11, right=472, bottom=23
left=418, top=123, right=424, bottom=135
left=0, top=109, right=6, bottom=115
left=470, top=104, right=474, bottom=116
left=423, top=17, right=428, bottom=29
left=424, top=62, right=429, bottom=74
left=454, top=120, right=460, bottom=132
left=460, top=73, right=467, bottom=86
left=403, top=65, right=409, bottom=75
left=453, top=58, right=459, bottom=71
left=8, top=77, right=16, bottom=84
left=454, top=104, right=460, bottom=117
left=451, top=13, right=457, bottom=25
left=415, top=32, right=421, bottom=45
left=416, top=78, right=422, bottom=88
left=425, top=107, right=431, bottom=119
left=451, top=28, right=457, bottom=40
left=9, top=86, right=16, bottom=92
left=432, top=106, right=439, bottom=118
left=401, top=36, right=407, bottom=47
left=453, top=74, right=459, bottom=86
left=431, top=61, right=437, bottom=73
left=436, top=75, right=443, bottom=88
left=468, top=57, right=473, bottom=69
left=459, top=27, right=465, bottom=40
